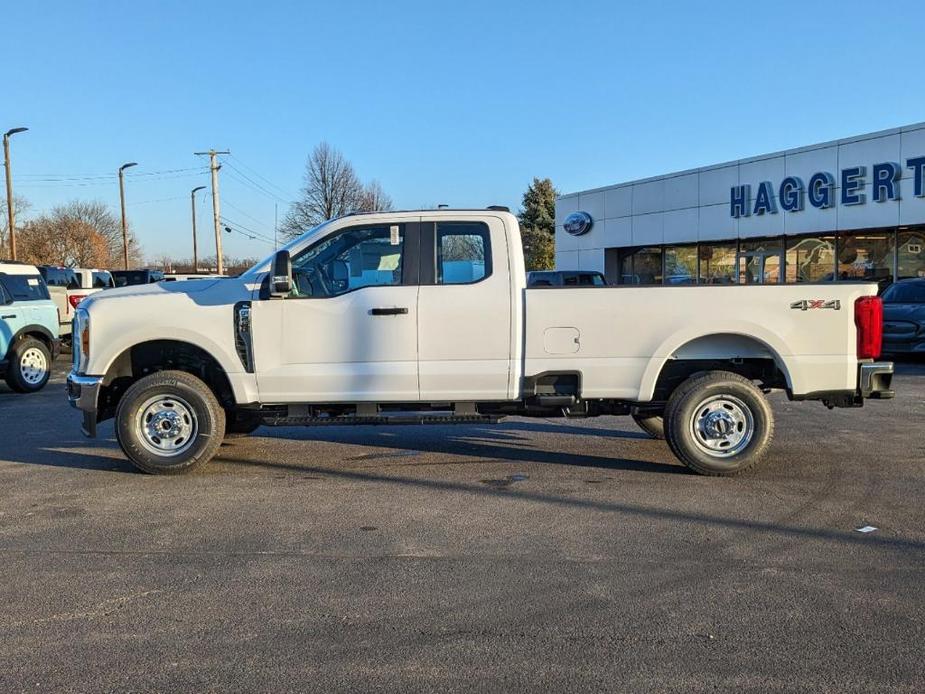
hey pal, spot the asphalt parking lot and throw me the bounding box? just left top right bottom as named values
left=1, top=359, right=924, bottom=692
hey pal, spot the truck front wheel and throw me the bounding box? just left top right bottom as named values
left=115, top=370, right=225, bottom=474
left=664, top=371, right=774, bottom=476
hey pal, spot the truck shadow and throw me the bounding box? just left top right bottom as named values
left=252, top=421, right=681, bottom=474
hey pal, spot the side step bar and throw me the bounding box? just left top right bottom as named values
left=262, top=413, right=504, bottom=427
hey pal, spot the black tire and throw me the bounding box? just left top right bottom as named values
left=4, top=337, right=52, bottom=393
left=664, top=371, right=774, bottom=476
left=115, top=370, right=225, bottom=475
left=632, top=413, right=664, bottom=439
left=224, top=410, right=263, bottom=438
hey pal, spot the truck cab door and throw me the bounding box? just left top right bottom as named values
left=416, top=216, right=513, bottom=400
left=250, top=221, right=421, bottom=403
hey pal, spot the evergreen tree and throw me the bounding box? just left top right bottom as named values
left=518, top=177, right=558, bottom=270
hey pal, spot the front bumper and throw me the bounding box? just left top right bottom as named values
left=858, top=362, right=894, bottom=399
left=67, top=371, right=103, bottom=437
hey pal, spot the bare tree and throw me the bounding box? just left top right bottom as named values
left=15, top=199, right=143, bottom=268
left=280, top=143, right=363, bottom=238
left=1, top=195, right=32, bottom=258
left=356, top=179, right=394, bottom=214
left=280, top=142, right=395, bottom=239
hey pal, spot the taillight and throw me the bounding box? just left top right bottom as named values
left=855, top=296, right=883, bottom=359
left=68, top=294, right=87, bottom=309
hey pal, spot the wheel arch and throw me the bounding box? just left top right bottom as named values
left=639, top=331, right=793, bottom=403
left=98, top=339, right=238, bottom=421
left=11, top=324, right=57, bottom=352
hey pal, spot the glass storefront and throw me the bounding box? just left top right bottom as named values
left=619, top=246, right=662, bottom=285
left=786, top=235, right=835, bottom=283
left=698, top=243, right=737, bottom=284
left=837, top=232, right=894, bottom=287
left=897, top=230, right=925, bottom=280
left=610, top=225, right=925, bottom=287
left=664, top=245, right=697, bottom=284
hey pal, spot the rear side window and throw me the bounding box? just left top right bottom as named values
left=436, top=222, right=491, bottom=285
left=92, top=271, right=114, bottom=288
left=0, top=273, right=51, bottom=301
left=0, top=281, right=11, bottom=304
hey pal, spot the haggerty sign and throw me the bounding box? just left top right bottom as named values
left=731, top=156, right=925, bottom=218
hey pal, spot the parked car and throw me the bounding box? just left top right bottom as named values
left=74, top=268, right=115, bottom=290
left=163, top=273, right=226, bottom=282
left=0, top=262, right=60, bottom=392
left=37, top=265, right=80, bottom=338
left=527, top=270, right=607, bottom=287
left=881, top=278, right=925, bottom=355
left=111, top=269, right=164, bottom=287
left=68, top=209, right=893, bottom=477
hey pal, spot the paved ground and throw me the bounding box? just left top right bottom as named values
left=1, top=359, right=924, bottom=692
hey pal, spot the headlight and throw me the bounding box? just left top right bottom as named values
left=73, top=308, right=90, bottom=373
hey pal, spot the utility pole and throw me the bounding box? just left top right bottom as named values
left=118, top=162, right=138, bottom=269
left=3, top=127, right=28, bottom=260
left=194, top=149, right=229, bottom=275
left=191, top=186, right=206, bottom=271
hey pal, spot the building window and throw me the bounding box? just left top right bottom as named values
left=698, top=243, right=737, bottom=284
left=897, top=228, right=925, bottom=280
left=837, top=231, right=894, bottom=288
left=786, top=235, right=836, bottom=282
left=739, top=238, right=783, bottom=284
left=664, top=245, right=698, bottom=284
left=619, top=247, right=663, bottom=285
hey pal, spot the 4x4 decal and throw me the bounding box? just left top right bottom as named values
left=790, top=299, right=841, bottom=311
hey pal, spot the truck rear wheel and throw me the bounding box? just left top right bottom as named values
left=5, top=337, right=52, bottom=393
left=631, top=413, right=664, bottom=439
left=115, top=370, right=225, bottom=475
left=664, top=371, right=773, bottom=476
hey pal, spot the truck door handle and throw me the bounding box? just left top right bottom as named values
left=370, top=307, right=408, bottom=316
left=1, top=314, right=15, bottom=319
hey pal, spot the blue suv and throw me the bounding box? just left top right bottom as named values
left=0, top=263, right=60, bottom=393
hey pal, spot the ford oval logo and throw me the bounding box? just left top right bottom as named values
left=564, top=211, right=593, bottom=236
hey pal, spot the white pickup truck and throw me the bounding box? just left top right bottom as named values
left=67, top=209, right=894, bottom=476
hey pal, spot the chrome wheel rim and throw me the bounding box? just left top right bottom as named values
left=19, top=347, right=48, bottom=385
left=136, top=394, right=198, bottom=458
left=689, top=394, right=754, bottom=458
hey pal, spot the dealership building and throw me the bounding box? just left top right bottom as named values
left=555, top=122, right=925, bottom=287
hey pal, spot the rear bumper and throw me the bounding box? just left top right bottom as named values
left=858, top=361, right=894, bottom=399
left=67, top=371, right=103, bottom=437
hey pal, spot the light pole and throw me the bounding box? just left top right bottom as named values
left=118, top=162, right=137, bottom=269
left=3, top=127, right=28, bottom=260
left=191, top=185, right=206, bottom=271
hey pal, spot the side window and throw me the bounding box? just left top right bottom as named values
left=66, top=272, right=80, bottom=290
left=92, top=272, right=112, bottom=288
left=290, top=225, right=404, bottom=298
left=436, top=222, right=491, bottom=285
left=0, top=274, right=50, bottom=301
left=0, top=280, right=11, bottom=304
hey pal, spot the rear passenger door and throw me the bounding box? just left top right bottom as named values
left=416, top=217, right=513, bottom=400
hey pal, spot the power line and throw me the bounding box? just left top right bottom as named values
left=17, top=170, right=210, bottom=189
left=18, top=166, right=208, bottom=182
left=227, top=154, right=299, bottom=200
left=221, top=159, right=293, bottom=205
left=222, top=199, right=274, bottom=230
left=220, top=215, right=276, bottom=244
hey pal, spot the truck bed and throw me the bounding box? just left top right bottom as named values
left=524, top=284, right=877, bottom=401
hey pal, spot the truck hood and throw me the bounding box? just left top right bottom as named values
left=80, top=278, right=252, bottom=309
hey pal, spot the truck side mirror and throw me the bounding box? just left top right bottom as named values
left=270, top=250, right=292, bottom=298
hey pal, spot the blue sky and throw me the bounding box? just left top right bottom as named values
left=4, top=0, right=925, bottom=260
